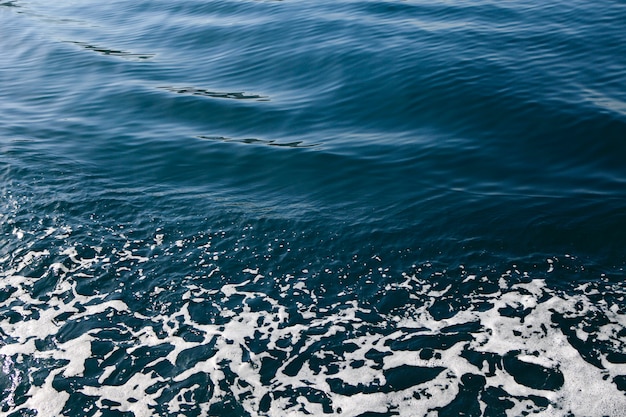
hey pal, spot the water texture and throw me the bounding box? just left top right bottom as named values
left=1, top=0, right=626, bottom=416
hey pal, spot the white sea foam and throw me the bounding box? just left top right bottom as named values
left=1, top=230, right=626, bottom=416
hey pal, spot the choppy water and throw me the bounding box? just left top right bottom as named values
left=1, top=0, right=626, bottom=416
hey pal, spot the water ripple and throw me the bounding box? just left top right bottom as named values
left=161, top=86, right=269, bottom=101
left=69, top=41, right=154, bottom=60
left=197, top=135, right=316, bottom=148
left=2, top=0, right=626, bottom=414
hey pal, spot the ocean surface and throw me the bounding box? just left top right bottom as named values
left=1, top=0, right=626, bottom=415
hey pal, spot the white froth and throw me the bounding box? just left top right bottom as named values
left=15, top=370, right=70, bottom=417
left=2, top=228, right=626, bottom=417
left=60, top=334, right=94, bottom=377
left=82, top=372, right=166, bottom=417
left=12, top=228, right=25, bottom=240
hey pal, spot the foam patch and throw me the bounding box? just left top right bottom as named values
left=1, top=217, right=625, bottom=416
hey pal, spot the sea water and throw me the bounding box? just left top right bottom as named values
left=1, top=0, right=626, bottom=416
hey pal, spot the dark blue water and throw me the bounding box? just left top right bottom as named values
left=1, top=0, right=626, bottom=415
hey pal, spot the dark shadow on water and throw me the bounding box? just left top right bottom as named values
left=196, top=135, right=317, bottom=148
left=161, top=86, right=269, bottom=101
left=69, top=41, right=154, bottom=60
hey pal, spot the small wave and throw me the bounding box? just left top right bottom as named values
left=69, top=41, right=154, bottom=60
left=161, top=86, right=269, bottom=101
left=196, top=135, right=316, bottom=148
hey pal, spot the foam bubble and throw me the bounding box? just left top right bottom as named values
left=1, top=221, right=626, bottom=416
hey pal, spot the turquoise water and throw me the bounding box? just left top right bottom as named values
left=1, top=0, right=626, bottom=415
